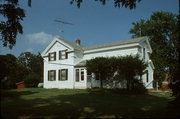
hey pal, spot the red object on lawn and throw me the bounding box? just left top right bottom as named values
left=161, top=81, right=169, bottom=91
left=16, top=81, right=25, bottom=89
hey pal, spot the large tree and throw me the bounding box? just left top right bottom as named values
left=17, top=52, right=43, bottom=80
left=129, top=11, right=179, bottom=87
left=0, top=52, right=43, bottom=89
left=86, top=55, right=147, bottom=90
left=0, top=0, right=25, bottom=49
left=86, top=57, right=112, bottom=88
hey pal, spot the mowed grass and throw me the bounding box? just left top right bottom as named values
left=0, top=88, right=178, bottom=118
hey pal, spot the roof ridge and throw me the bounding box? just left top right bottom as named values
left=84, top=36, right=147, bottom=50
left=56, top=36, right=147, bottom=51
left=57, top=37, right=83, bottom=50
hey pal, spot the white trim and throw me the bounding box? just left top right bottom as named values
left=139, top=37, right=152, bottom=54
left=41, top=37, right=74, bottom=56
left=145, top=38, right=152, bottom=53
left=149, top=60, right=155, bottom=69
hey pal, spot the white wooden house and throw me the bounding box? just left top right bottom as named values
left=41, top=36, right=154, bottom=89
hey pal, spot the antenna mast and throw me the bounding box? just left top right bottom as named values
left=54, top=19, right=74, bottom=38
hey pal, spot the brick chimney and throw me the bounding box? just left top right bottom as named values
left=75, top=39, right=81, bottom=45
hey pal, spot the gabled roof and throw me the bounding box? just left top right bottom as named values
left=60, top=38, right=83, bottom=51
left=41, top=37, right=83, bottom=56
left=75, top=60, right=87, bottom=67
left=83, top=36, right=148, bottom=51
left=41, top=36, right=152, bottom=56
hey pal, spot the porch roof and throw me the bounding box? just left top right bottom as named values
left=75, top=60, right=87, bottom=67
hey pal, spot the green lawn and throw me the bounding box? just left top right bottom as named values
left=0, top=88, right=178, bottom=118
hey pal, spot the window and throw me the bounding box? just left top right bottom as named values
left=59, top=50, right=68, bottom=60
left=81, top=69, right=84, bottom=81
left=48, top=52, right=56, bottom=61
left=143, top=48, right=146, bottom=59
left=75, top=68, right=85, bottom=82
left=146, top=70, right=149, bottom=83
left=59, top=69, right=68, bottom=81
left=76, top=69, right=79, bottom=82
left=48, top=70, right=56, bottom=81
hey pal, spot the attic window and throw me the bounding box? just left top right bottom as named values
left=48, top=52, right=56, bottom=61
left=59, top=50, right=68, bottom=60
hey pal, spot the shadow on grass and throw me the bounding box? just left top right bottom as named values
left=1, top=88, right=179, bottom=118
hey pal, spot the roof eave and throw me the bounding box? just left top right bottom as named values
left=41, top=37, right=75, bottom=56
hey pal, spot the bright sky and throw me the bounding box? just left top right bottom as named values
left=0, top=0, right=179, bottom=56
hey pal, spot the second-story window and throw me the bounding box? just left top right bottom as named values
left=48, top=52, right=56, bottom=61
left=59, top=50, right=68, bottom=60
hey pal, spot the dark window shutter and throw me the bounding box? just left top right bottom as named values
left=48, top=53, right=50, bottom=61
left=48, top=71, right=50, bottom=81
left=54, top=52, right=56, bottom=61
left=146, top=70, right=148, bottom=82
left=66, top=69, right=68, bottom=80
left=65, top=52, right=68, bottom=59
left=54, top=70, right=56, bottom=81
left=59, top=51, right=61, bottom=60
left=58, top=70, right=61, bottom=80
left=143, top=48, right=145, bottom=59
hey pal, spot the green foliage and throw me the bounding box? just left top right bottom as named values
left=17, top=52, right=43, bottom=81
left=0, top=52, right=43, bottom=89
left=70, top=0, right=142, bottom=9
left=114, top=55, right=147, bottom=90
left=0, top=54, right=19, bottom=89
left=86, top=57, right=112, bottom=88
left=24, top=73, right=40, bottom=88
left=129, top=11, right=179, bottom=87
left=0, top=0, right=25, bottom=49
left=86, top=55, right=147, bottom=91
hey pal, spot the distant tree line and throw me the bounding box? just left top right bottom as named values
left=0, top=52, right=43, bottom=89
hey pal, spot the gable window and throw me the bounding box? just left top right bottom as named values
left=48, top=70, right=56, bottom=81
left=59, top=69, right=68, bottom=81
left=49, top=52, right=56, bottom=61
left=59, top=50, right=68, bottom=60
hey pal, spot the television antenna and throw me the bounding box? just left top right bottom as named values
left=54, top=19, right=74, bottom=38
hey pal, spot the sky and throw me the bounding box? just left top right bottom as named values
left=0, top=0, right=179, bottom=56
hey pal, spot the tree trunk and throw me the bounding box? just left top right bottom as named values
left=127, top=79, right=130, bottom=90
left=99, top=73, right=103, bottom=88
left=100, top=78, right=103, bottom=88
